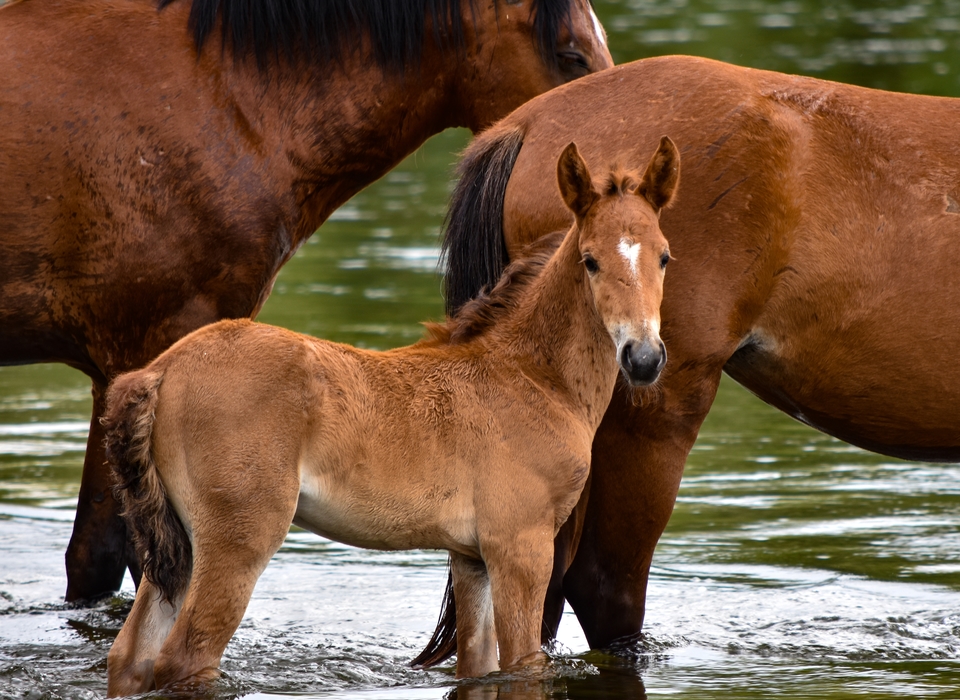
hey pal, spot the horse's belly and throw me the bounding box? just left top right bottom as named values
left=725, top=331, right=960, bottom=461
left=293, top=466, right=478, bottom=554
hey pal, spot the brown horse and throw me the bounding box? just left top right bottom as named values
left=425, top=54, right=960, bottom=657
left=100, top=140, right=679, bottom=694
left=0, top=0, right=612, bottom=602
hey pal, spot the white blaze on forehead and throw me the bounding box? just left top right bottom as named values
left=618, top=238, right=641, bottom=277
left=589, top=6, right=607, bottom=48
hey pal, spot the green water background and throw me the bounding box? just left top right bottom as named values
left=3, top=1, right=960, bottom=698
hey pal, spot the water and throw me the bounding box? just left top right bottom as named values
left=4, top=1, right=960, bottom=697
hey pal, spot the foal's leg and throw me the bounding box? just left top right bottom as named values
left=150, top=507, right=296, bottom=690
left=150, top=446, right=302, bottom=691
left=483, top=529, right=554, bottom=672
left=107, top=579, right=182, bottom=696
left=542, top=476, right=590, bottom=640
left=450, top=552, right=498, bottom=678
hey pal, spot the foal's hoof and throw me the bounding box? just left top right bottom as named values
left=151, top=665, right=222, bottom=696
left=500, top=650, right=552, bottom=679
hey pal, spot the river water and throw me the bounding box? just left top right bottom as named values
left=3, top=1, right=960, bottom=698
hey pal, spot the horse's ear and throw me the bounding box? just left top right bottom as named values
left=637, top=136, right=680, bottom=215
left=557, top=142, right=599, bottom=219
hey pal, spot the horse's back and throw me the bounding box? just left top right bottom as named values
left=1, top=0, right=198, bottom=369
left=501, top=55, right=960, bottom=241
left=496, top=55, right=960, bottom=456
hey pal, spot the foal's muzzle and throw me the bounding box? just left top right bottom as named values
left=619, top=338, right=666, bottom=386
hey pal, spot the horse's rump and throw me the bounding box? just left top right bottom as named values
left=103, top=370, right=192, bottom=605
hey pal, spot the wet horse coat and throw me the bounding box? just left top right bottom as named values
left=438, top=54, right=960, bottom=651
left=0, top=0, right=612, bottom=601
left=102, top=141, right=679, bottom=694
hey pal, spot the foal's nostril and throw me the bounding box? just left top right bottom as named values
left=620, top=342, right=636, bottom=372
left=619, top=338, right=666, bottom=386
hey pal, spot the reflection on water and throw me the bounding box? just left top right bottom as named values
left=603, top=0, right=960, bottom=96
left=4, top=1, right=960, bottom=698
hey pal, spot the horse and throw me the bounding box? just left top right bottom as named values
left=420, top=53, right=960, bottom=660
left=99, top=139, right=679, bottom=694
left=0, top=0, right=612, bottom=603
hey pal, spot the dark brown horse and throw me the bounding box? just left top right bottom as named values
left=424, top=54, right=960, bottom=659
left=0, top=0, right=611, bottom=602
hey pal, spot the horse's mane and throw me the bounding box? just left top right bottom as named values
left=158, top=0, right=577, bottom=73
left=426, top=232, right=564, bottom=345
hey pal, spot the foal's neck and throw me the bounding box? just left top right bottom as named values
left=501, top=227, right=619, bottom=429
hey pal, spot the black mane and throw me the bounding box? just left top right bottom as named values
left=158, top=0, right=577, bottom=73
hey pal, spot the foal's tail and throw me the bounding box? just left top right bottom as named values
left=102, top=369, right=192, bottom=605
left=441, top=123, right=526, bottom=315
left=411, top=125, right=526, bottom=670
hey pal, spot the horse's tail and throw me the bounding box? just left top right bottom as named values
left=410, top=569, right=458, bottom=668
left=102, top=369, right=192, bottom=605
left=442, top=123, right=525, bottom=315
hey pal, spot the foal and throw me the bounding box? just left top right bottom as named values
left=102, top=139, right=679, bottom=695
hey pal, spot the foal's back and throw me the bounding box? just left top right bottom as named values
left=143, top=318, right=583, bottom=554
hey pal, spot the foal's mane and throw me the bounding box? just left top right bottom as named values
left=602, top=166, right=640, bottom=197
left=427, top=232, right=564, bottom=345
left=158, top=0, right=579, bottom=73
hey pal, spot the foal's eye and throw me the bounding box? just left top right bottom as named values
left=659, top=252, right=671, bottom=270
left=583, top=255, right=600, bottom=274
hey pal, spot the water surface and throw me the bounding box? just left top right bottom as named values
left=3, top=1, right=960, bottom=697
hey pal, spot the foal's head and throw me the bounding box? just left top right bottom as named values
left=557, top=138, right=680, bottom=386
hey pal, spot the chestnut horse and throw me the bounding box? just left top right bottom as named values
left=0, top=0, right=612, bottom=602
left=101, top=140, right=679, bottom=694
left=425, top=54, right=960, bottom=658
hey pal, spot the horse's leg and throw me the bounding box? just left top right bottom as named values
left=449, top=552, right=498, bottom=678
left=107, top=579, right=182, bottom=696
left=484, top=530, right=554, bottom=672
left=65, top=381, right=131, bottom=602
left=562, top=373, right=721, bottom=649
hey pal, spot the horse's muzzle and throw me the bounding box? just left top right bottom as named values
left=619, top=338, right=666, bottom=386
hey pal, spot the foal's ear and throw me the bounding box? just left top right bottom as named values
left=557, top=142, right=599, bottom=220
left=637, top=136, right=680, bottom=215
